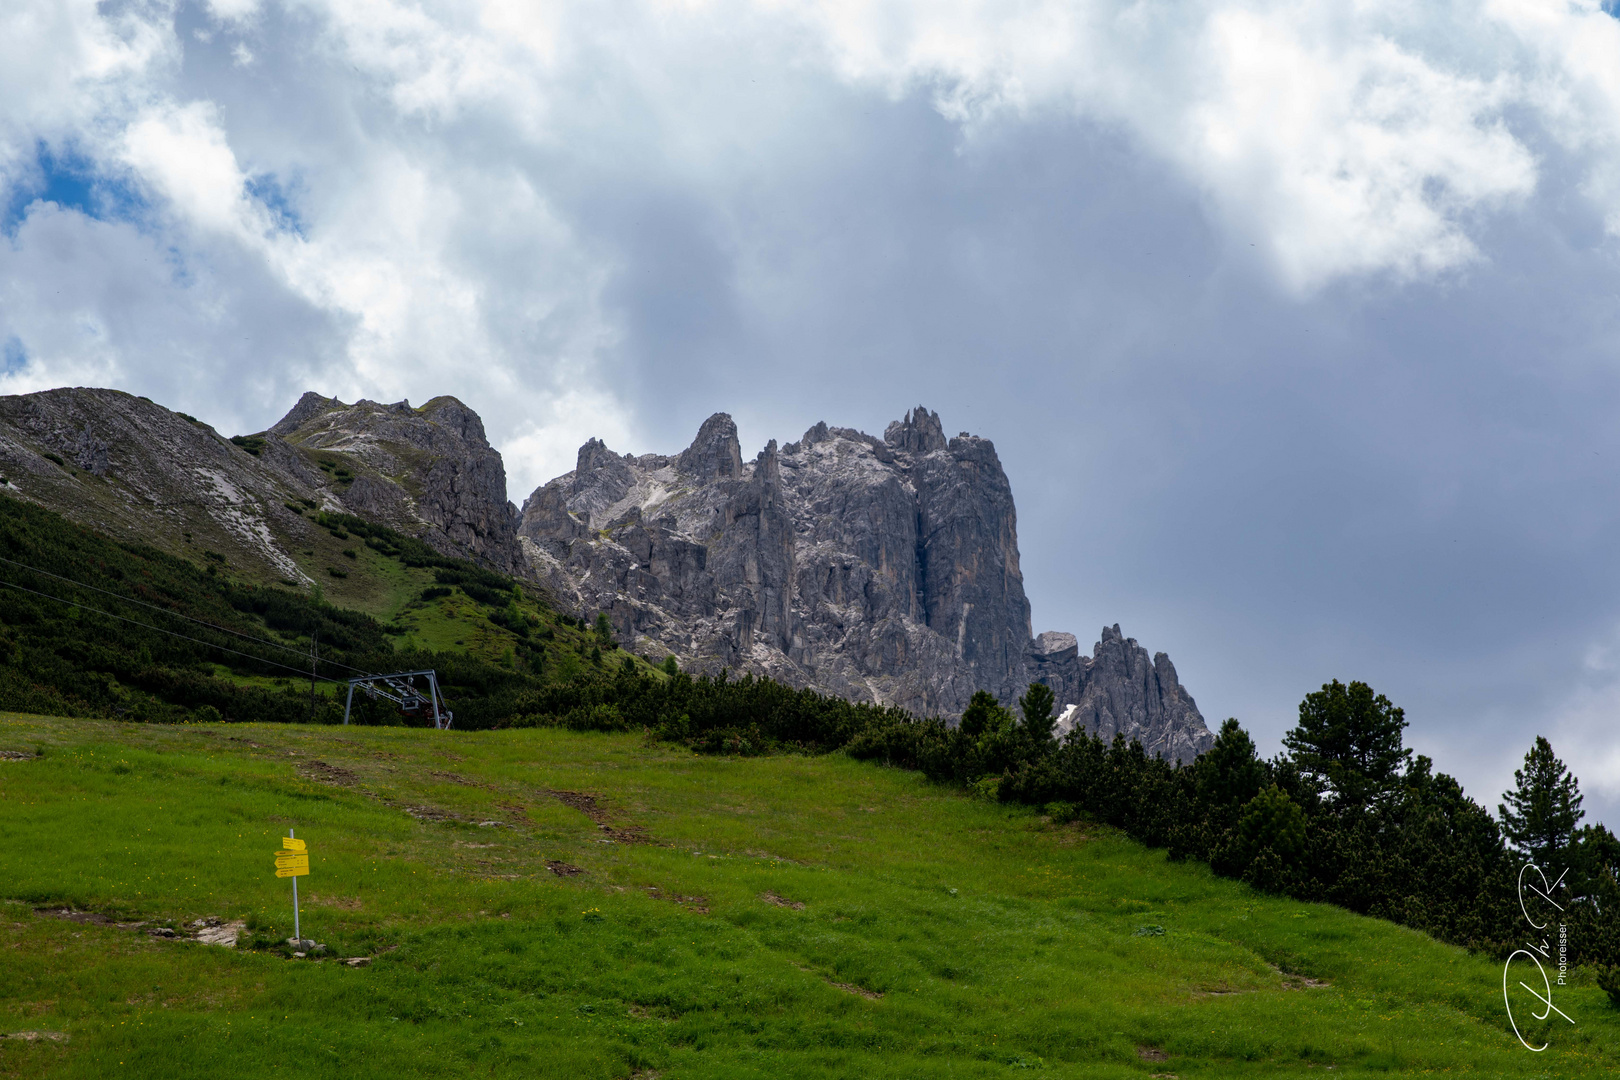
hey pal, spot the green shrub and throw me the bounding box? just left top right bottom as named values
left=1600, top=966, right=1620, bottom=1009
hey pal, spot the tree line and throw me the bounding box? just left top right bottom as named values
left=2, top=491, right=1614, bottom=987
left=499, top=666, right=1620, bottom=983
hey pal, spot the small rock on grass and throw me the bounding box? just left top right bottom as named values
left=195, top=920, right=246, bottom=947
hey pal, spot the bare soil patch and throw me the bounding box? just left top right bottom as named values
left=759, top=891, right=805, bottom=910
left=3, top=1031, right=68, bottom=1043
left=1269, top=963, right=1331, bottom=989
left=547, top=861, right=584, bottom=877
left=0, top=750, right=34, bottom=761
left=827, top=979, right=882, bottom=1000
left=36, top=908, right=124, bottom=928
left=643, top=886, right=708, bottom=913
left=401, top=804, right=460, bottom=822
left=298, top=760, right=359, bottom=786
left=1138, top=1046, right=1169, bottom=1062
left=546, top=789, right=648, bottom=843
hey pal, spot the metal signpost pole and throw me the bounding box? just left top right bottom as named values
left=290, top=827, right=300, bottom=943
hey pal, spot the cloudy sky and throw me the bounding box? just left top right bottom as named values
left=6, top=0, right=1620, bottom=824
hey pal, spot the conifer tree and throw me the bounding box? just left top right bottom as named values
left=1197, top=719, right=1267, bottom=811
left=958, top=690, right=1013, bottom=739
left=1284, top=680, right=1411, bottom=810
left=1018, top=682, right=1057, bottom=747
left=1499, top=736, right=1585, bottom=866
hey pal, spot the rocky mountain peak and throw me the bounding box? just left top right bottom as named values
left=519, top=404, right=1213, bottom=759
left=274, top=394, right=523, bottom=574
left=677, top=413, right=745, bottom=479
left=1034, top=631, right=1080, bottom=658
left=884, top=405, right=948, bottom=454
left=270, top=391, right=343, bottom=435
left=1039, top=624, right=1211, bottom=763
left=0, top=386, right=526, bottom=584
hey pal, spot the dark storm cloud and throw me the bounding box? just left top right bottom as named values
left=5, top=0, right=1620, bottom=823
left=561, top=95, right=1620, bottom=822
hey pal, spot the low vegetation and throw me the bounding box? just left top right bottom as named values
left=0, top=495, right=656, bottom=729
left=1, top=714, right=1615, bottom=1078
left=3, top=492, right=1617, bottom=1076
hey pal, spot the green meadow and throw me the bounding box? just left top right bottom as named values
left=0, top=712, right=1612, bottom=1078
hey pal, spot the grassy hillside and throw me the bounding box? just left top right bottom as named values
left=0, top=713, right=1613, bottom=1079
left=0, top=493, right=656, bottom=726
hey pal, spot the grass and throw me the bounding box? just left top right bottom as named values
left=0, top=713, right=1614, bottom=1078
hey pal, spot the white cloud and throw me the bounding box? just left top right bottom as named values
left=206, top=0, right=264, bottom=23
left=121, top=102, right=259, bottom=237
left=5, top=0, right=1620, bottom=467
left=783, top=0, right=1554, bottom=289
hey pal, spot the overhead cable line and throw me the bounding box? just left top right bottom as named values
left=0, top=552, right=380, bottom=678
left=0, top=577, right=351, bottom=685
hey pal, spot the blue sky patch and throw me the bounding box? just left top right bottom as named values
left=246, top=172, right=306, bottom=237
left=2, top=337, right=28, bottom=376
left=2, top=142, right=148, bottom=236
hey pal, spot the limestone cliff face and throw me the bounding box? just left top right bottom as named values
left=1034, top=625, right=1212, bottom=764
left=0, top=387, right=523, bottom=581
left=269, top=393, right=525, bottom=575
left=0, top=386, right=1213, bottom=759
left=520, top=405, right=1215, bottom=758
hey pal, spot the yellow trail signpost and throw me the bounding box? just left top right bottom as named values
left=276, top=829, right=309, bottom=943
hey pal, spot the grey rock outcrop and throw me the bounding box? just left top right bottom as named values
left=270, top=393, right=524, bottom=575
left=520, top=405, right=1214, bottom=758
left=1040, top=625, right=1212, bottom=764
left=0, top=387, right=524, bottom=582
left=0, top=386, right=1213, bottom=760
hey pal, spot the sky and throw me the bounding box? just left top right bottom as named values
left=5, top=1, right=1620, bottom=826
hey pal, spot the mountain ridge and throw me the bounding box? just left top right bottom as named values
left=0, top=386, right=1212, bottom=759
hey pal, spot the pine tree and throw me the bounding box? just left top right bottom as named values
left=1499, top=736, right=1584, bottom=866
left=1197, top=719, right=1267, bottom=811
left=958, top=690, right=1013, bottom=739
left=1284, top=680, right=1411, bottom=810
left=1018, top=682, right=1057, bottom=747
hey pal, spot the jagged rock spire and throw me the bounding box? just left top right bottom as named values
left=884, top=405, right=948, bottom=454
left=678, top=413, right=745, bottom=479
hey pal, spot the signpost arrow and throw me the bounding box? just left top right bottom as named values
left=275, top=829, right=309, bottom=941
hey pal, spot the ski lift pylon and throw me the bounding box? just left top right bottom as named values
left=341, top=669, right=453, bottom=729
